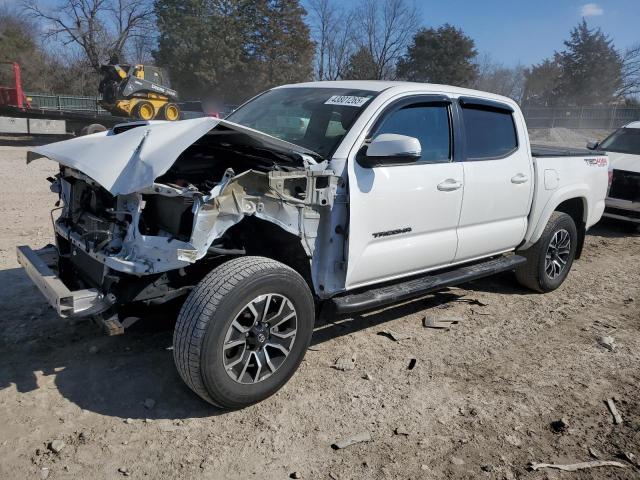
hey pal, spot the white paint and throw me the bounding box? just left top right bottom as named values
left=346, top=160, right=463, bottom=288
left=23, top=80, right=611, bottom=298
left=366, top=133, right=421, bottom=158
left=27, top=117, right=319, bottom=196
left=333, top=81, right=608, bottom=290
left=454, top=140, right=534, bottom=262
left=544, top=169, right=560, bottom=190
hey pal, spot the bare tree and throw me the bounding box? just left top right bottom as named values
left=307, top=0, right=354, bottom=80
left=23, top=0, right=153, bottom=73
left=354, top=0, right=419, bottom=79
left=127, top=31, right=155, bottom=64
left=473, top=54, right=526, bottom=102
left=619, top=44, right=640, bottom=99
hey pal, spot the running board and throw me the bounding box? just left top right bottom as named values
left=331, top=255, right=527, bottom=314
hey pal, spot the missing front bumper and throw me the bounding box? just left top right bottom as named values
left=16, top=245, right=114, bottom=318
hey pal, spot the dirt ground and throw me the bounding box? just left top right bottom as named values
left=0, top=138, right=638, bottom=480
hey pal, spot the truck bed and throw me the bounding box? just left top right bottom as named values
left=530, top=144, right=601, bottom=157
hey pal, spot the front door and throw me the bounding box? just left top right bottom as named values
left=346, top=97, right=464, bottom=289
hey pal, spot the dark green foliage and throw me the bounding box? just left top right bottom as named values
left=396, top=24, right=478, bottom=86
left=0, top=11, right=47, bottom=91
left=524, top=20, right=623, bottom=106
left=154, top=0, right=314, bottom=104
left=556, top=20, right=623, bottom=105
left=341, top=47, right=378, bottom=80
left=523, top=59, right=563, bottom=106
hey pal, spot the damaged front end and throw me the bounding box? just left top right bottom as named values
left=18, top=118, right=339, bottom=320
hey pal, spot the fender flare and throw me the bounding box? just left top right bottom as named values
left=522, top=185, right=589, bottom=249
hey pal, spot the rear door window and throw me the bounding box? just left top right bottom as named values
left=461, top=105, right=518, bottom=160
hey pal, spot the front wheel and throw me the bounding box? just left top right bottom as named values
left=515, top=212, right=578, bottom=292
left=173, top=256, right=315, bottom=408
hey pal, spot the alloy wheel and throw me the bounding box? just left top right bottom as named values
left=222, top=294, right=297, bottom=384
left=545, top=228, right=571, bottom=279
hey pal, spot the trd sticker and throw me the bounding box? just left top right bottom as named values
left=372, top=227, right=412, bottom=238
left=325, top=95, right=371, bottom=107
left=584, top=157, right=608, bottom=167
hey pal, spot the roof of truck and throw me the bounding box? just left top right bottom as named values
left=274, top=80, right=517, bottom=105
left=623, top=121, right=640, bottom=129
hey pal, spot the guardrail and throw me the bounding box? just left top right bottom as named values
left=25, top=92, right=109, bottom=115
left=523, top=106, right=640, bottom=129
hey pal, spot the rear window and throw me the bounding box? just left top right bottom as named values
left=599, top=128, right=640, bottom=155
left=461, top=106, right=518, bottom=160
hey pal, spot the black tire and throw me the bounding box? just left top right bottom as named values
left=85, top=123, right=107, bottom=135
left=132, top=100, right=155, bottom=120
left=173, top=256, right=315, bottom=408
left=515, top=212, right=578, bottom=292
left=159, top=102, right=180, bottom=121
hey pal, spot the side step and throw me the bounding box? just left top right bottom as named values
left=331, top=255, right=526, bottom=314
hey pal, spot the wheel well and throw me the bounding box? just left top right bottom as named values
left=221, top=217, right=314, bottom=290
left=555, top=197, right=586, bottom=259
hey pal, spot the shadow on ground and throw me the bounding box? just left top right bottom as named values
left=588, top=218, right=639, bottom=238
left=0, top=267, right=466, bottom=420
left=0, top=267, right=222, bottom=419
left=0, top=220, right=634, bottom=419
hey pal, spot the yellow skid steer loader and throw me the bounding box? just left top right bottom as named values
left=99, top=62, right=180, bottom=121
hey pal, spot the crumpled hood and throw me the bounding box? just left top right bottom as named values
left=28, top=117, right=320, bottom=195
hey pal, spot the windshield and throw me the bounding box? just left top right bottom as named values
left=599, top=127, right=640, bottom=155
left=226, top=87, right=377, bottom=158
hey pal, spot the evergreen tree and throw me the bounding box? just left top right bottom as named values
left=522, top=58, right=563, bottom=106
left=154, top=0, right=313, bottom=104
left=341, top=47, right=378, bottom=80
left=396, top=24, right=478, bottom=86
left=0, top=11, right=48, bottom=91
left=555, top=20, right=622, bottom=105
left=246, top=0, right=314, bottom=90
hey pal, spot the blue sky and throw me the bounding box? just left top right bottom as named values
left=417, top=0, right=639, bottom=65
left=326, top=0, right=640, bottom=66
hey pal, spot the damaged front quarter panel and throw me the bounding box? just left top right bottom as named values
left=55, top=164, right=338, bottom=276
left=183, top=164, right=339, bottom=263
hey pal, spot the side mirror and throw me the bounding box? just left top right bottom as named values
left=358, top=133, right=421, bottom=168
left=586, top=141, right=599, bottom=150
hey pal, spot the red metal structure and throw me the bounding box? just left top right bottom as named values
left=0, top=62, right=30, bottom=109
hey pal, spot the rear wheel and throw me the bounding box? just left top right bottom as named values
left=133, top=100, right=155, bottom=121
left=160, top=103, right=180, bottom=121
left=173, top=256, right=314, bottom=408
left=515, top=212, right=578, bottom=292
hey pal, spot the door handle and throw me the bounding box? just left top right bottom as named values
left=437, top=178, right=463, bottom=191
left=511, top=173, right=529, bottom=184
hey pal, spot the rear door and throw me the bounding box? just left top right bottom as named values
left=346, top=95, right=464, bottom=289
left=454, top=98, right=534, bottom=262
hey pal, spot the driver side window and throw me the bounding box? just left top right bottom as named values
left=374, top=103, right=451, bottom=164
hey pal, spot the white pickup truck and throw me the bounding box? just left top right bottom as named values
left=17, top=81, right=609, bottom=408
left=588, top=121, right=640, bottom=225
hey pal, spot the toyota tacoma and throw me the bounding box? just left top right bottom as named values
left=17, top=81, right=609, bottom=408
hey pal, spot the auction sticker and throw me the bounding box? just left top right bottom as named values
left=325, top=95, right=370, bottom=107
